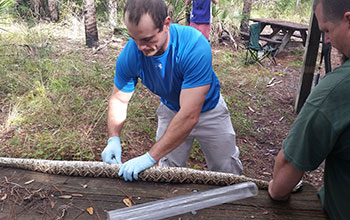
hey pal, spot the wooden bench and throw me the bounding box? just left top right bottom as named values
left=0, top=166, right=328, bottom=219
left=240, top=31, right=282, bottom=45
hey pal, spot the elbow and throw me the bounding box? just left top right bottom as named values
left=189, top=116, right=199, bottom=127
left=185, top=113, right=200, bottom=127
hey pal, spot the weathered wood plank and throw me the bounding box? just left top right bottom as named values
left=0, top=167, right=328, bottom=220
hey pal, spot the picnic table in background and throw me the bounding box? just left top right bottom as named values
left=0, top=166, right=328, bottom=219
left=242, top=18, right=309, bottom=56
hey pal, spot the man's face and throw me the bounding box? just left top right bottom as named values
left=315, top=3, right=350, bottom=57
left=125, top=13, right=170, bottom=57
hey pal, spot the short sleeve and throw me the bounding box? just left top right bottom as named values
left=180, top=35, right=213, bottom=89
left=114, top=40, right=139, bottom=92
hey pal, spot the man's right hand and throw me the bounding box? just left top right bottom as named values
left=101, top=137, right=122, bottom=164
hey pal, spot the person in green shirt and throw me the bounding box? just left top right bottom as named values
left=268, top=0, right=350, bottom=219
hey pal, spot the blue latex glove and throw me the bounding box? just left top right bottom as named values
left=101, top=137, right=122, bottom=164
left=118, top=152, right=156, bottom=181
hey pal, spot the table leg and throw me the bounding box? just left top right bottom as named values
left=276, top=30, right=294, bottom=55
left=260, top=23, right=267, bottom=33
left=269, top=27, right=281, bottom=39
left=300, top=30, right=307, bottom=46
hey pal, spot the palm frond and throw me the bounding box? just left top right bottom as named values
left=0, top=0, right=13, bottom=14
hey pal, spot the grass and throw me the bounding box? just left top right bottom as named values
left=0, top=21, right=113, bottom=160
left=213, top=49, right=272, bottom=136
left=0, top=10, right=298, bottom=167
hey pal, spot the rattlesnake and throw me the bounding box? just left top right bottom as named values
left=0, top=157, right=268, bottom=189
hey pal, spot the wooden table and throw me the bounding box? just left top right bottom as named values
left=250, top=18, right=309, bottom=55
left=0, top=167, right=328, bottom=219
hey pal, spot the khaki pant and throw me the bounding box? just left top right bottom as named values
left=157, top=95, right=243, bottom=175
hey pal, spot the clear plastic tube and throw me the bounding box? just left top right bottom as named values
left=107, top=181, right=258, bottom=220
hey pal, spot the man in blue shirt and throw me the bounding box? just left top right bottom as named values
left=101, top=0, right=242, bottom=181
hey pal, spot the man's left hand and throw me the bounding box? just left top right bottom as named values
left=118, top=152, right=156, bottom=181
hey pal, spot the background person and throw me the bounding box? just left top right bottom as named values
left=185, top=0, right=218, bottom=40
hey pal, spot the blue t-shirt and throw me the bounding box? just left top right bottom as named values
left=114, top=23, right=220, bottom=112
left=190, top=0, right=211, bottom=24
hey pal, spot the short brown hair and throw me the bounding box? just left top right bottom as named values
left=313, top=0, right=350, bottom=23
left=124, top=0, right=168, bottom=31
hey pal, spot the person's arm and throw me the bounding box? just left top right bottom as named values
left=268, top=148, right=304, bottom=200
left=107, top=85, right=134, bottom=137
left=101, top=85, right=133, bottom=164
left=185, top=0, right=191, bottom=6
left=211, top=0, right=218, bottom=5
left=149, top=84, right=210, bottom=161
left=118, top=84, right=210, bottom=181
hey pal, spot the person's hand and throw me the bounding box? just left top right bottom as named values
left=268, top=180, right=274, bottom=199
left=118, top=152, right=156, bottom=181
left=268, top=180, right=290, bottom=201
left=101, top=137, right=122, bottom=164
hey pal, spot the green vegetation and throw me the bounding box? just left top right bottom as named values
left=0, top=23, right=113, bottom=160
left=252, top=0, right=313, bottom=24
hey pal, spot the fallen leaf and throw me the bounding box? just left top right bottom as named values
left=1, top=194, right=7, bottom=201
left=86, top=207, right=94, bottom=215
left=123, top=198, right=133, bottom=207
left=263, top=210, right=269, bottom=215
left=72, top=193, right=83, bottom=197
left=248, top=106, right=255, bottom=113
left=50, top=200, right=55, bottom=208
left=24, top=179, right=35, bottom=185
left=58, top=195, right=72, bottom=199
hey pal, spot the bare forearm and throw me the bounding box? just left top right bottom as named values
left=149, top=85, right=209, bottom=161
left=269, top=149, right=304, bottom=200
left=107, top=98, right=127, bottom=137
left=149, top=111, right=198, bottom=161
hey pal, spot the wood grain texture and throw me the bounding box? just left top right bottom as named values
left=0, top=167, right=328, bottom=220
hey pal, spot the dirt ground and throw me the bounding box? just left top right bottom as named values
left=243, top=46, right=344, bottom=191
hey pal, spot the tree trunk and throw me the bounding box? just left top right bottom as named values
left=83, top=0, right=99, bottom=48
left=240, top=0, right=252, bottom=33
left=48, top=0, right=59, bottom=22
left=108, top=0, right=118, bottom=29
left=295, top=0, right=300, bottom=12
left=29, top=0, right=48, bottom=18
left=185, top=4, right=191, bottom=25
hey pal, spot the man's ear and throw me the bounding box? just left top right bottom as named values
left=344, top=11, right=350, bottom=27
left=164, top=16, right=171, bottom=30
